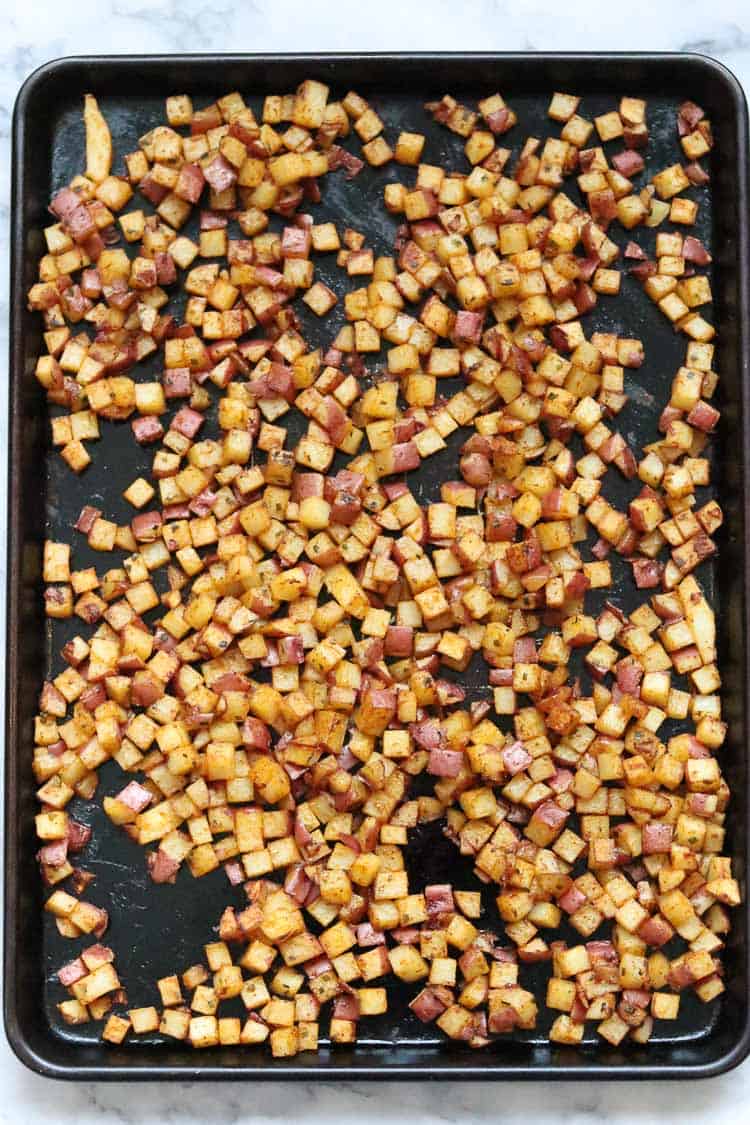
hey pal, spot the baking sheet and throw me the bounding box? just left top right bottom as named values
left=6, top=53, right=750, bottom=1079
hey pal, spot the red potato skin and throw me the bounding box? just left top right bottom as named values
left=685, top=161, right=710, bottom=185
left=147, top=849, right=180, bottom=884
left=116, top=781, right=153, bottom=813
left=139, top=174, right=169, bottom=205
left=638, top=916, right=675, bottom=947
left=66, top=206, right=97, bottom=243
left=612, top=150, right=645, bottom=177
left=281, top=226, right=312, bottom=259
left=410, top=987, right=452, bottom=1022
left=58, top=957, right=87, bottom=986
left=155, top=252, right=177, bottom=286
left=265, top=364, right=295, bottom=401
left=330, top=493, right=361, bottom=524
left=131, top=510, right=162, bottom=542
left=460, top=452, right=492, bottom=488
left=162, top=368, right=192, bottom=397
left=200, top=211, right=228, bottom=232
left=632, top=559, right=663, bottom=589
left=242, top=718, right=271, bottom=751
left=642, top=823, right=673, bottom=854
left=427, top=747, right=464, bottom=777
left=687, top=401, right=720, bottom=431
left=503, top=742, right=533, bottom=775
left=293, top=472, right=325, bottom=501
left=452, top=310, right=484, bottom=345
left=682, top=236, right=712, bottom=265
left=175, top=163, right=205, bottom=204
left=384, top=626, right=413, bottom=657
left=203, top=155, right=237, bottom=192
left=38, top=839, right=68, bottom=868
left=131, top=672, right=164, bottom=707
left=131, top=416, right=164, bottom=444
left=328, top=146, right=364, bottom=178
left=171, top=406, right=204, bottom=438
left=390, top=441, right=420, bottom=473
left=322, top=397, right=350, bottom=444
left=66, top=821, right=91, bottom=852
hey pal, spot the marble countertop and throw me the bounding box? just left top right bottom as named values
left=2, top=0, right=750, bottom=1117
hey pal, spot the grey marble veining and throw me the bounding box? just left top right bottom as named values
left=2, top=0, right=750, bottom=1116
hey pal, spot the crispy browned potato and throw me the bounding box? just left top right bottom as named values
left=84, top=93, right=112, bottom=183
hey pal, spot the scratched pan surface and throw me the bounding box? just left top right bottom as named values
left=5, top=54, right=750, bottom=1079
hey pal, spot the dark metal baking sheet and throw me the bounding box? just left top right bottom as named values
left=5, top=52, right=750, bottom=1080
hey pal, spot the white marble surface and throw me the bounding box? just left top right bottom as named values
left=2, top=0, right=750, bottom=1116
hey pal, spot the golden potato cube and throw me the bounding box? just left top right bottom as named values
left=128, top=1006, right=160, bottom=1034
left=102, top=1014, right=131, bottom=1044
left=388, top=945, right=429, bottom=982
